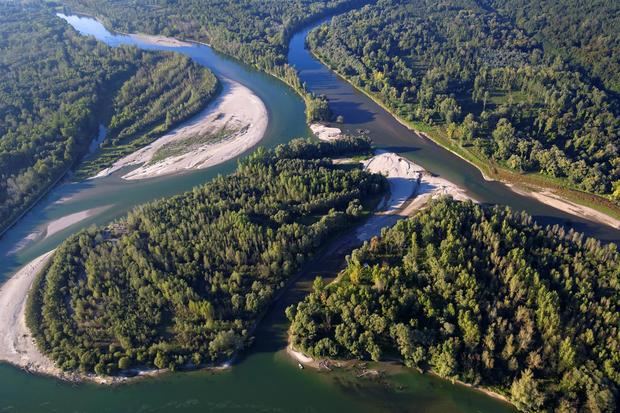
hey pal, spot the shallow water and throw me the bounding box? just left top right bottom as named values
left=0, top=11, right=613, bottom=413
left=288, top=18, right=620, bottom=243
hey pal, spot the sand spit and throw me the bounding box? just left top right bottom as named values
left=509, top=185, right=620, bottom=230
left=44, top=205, right=111, bottom=239
left=355, top=152, right=472, bottom=241
left=310, top=123, right=343, bottom=141
left=0, top=251, right=65, bottom=379
left=6, top=206, right=112, bottom=256
left=128, top=33, right=193, bottom=47
left=93, top=79, right=268, bottom=180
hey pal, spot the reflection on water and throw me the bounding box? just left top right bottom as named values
left=0, top=11, right=540, bottom=413
left=288, top=19, right=620, bottom=243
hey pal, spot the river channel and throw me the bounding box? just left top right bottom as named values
left=0, top=11, right=615, bottom=412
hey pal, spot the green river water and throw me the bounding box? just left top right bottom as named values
left=0, top=11, right=617, bottom=413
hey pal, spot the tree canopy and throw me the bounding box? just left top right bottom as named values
left=288, top=198, right=620, bottom=412
left=27, top=137, right=386, bottom=375
left=0, top=2, right=218, bottom=234
left=306, top=0, right=620, bottom=198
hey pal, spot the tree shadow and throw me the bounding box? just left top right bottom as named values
left=330, top=101, right=376, bottom=124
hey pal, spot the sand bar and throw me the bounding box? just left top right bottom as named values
left=355, top=152, right=472, bottom=241
left=93, top=79, right=268, bottom=180
left=44, top=205, right=112, bottom=239
left=310, top=123, right=343, bottom=141
left=128, top=33, right=193, bottom=47
left=7, top=206, right=112, bottom=256
left=0, top=251, right=63, bottom=378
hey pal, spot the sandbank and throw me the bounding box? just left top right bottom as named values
left=93, top=79, right=268, bottom=180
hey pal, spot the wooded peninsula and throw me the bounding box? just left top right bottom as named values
left=0, top=2, right=218, bottom=235
left=288, top=198, right=619, bottom=412
left=27, top=137, right=386, bottom=375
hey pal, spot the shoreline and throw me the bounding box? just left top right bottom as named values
left=307, top=48, right=620, bottom=231
left=0, top=251, right=232, bottom=385
left=286, top=342, right=513, bottom=407
left=7, top=205, right=113, bottom=256
left=508, top=184, right=620, bottom=230
left=92, top=79, right=268, bottom=180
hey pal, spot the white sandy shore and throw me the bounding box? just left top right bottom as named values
left=44, top=205, right=111, bottom=239
left=0, top=251, right=110, bottom=383
left=7, top=206, right=111, bottom=256
left=0, top=250, right=233, bottom=384
left=508, top=185, right=620, bottom=230
left=310, top=123, right=343, bottom=141
left=0, top=251, right=165, bottom=384
left=93, top=79, right=268, bottom=180
left=128, top=33, right=193, bottom=47
left=355, top=152, right=472, bottom=241
left=0, top=251, right=64, bottom=379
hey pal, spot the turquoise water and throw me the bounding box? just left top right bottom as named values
left=1, top=11, right=611, bottom=412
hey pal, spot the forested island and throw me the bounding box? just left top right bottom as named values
left=288, top=198, right=619, bottom=412
left=306, top=0, right=620, bottom=210
left=0, top=2, right=218, bottom=235
left=62, top=0, right=370, bottom=122
left=26, top=137, right=386, bottom=375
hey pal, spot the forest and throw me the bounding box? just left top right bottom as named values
left=306, top=0, right=620, bottom=199
left=63, top=0, right=371, bottom=122
left=0, top=2, right=218, bottom=234
left=288, top=198, right=619, bottom=412
left=27, top=137, right=386, bottom=375
left=484, top=0, right=620, bottom=94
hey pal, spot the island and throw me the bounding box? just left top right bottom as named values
left=22, top=137, right=386, bottom=379
left=287, top=198, right=620, bottom=412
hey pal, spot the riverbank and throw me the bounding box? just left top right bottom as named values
left=7, top=205, right=113, bottom=256
left=0, top=251, right=67, bottom=380
left=307, top=48, right=620, bottom=230
left=0, top=251, right=234, bottom=384
left=0, top=250, right=125, bottom=384
left=92, top=79, right=268, bottom=180
left=286, top=343, right=513, bottom=407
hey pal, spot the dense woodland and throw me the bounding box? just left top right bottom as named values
left=484, top=0, right=620, bottom=94
left=27, top=137, right=386, bottom=375
left=0, top=2, right=217, bottom=234
left=288, top=198, right=620, bottom=412
left=307, top=0, right=620, bottom=199
left=64, top=0, right=370, bottom=122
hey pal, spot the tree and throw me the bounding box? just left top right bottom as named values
left=510, top=369, right=545, bottom=412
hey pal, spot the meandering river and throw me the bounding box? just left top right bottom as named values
left=0, top=12, right=616, bottom=412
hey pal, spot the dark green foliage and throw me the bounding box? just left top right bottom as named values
left=306, top=0, right=620, bottom=197
left=64, top=0, right=366, bottom=121
left=28, top=137, right=386, bottom=375
left=0, top=3, right=218, bottom=233
left=484, top=0, right=620, bottom=94
left=76, top=55, right=218, bottom=178
left=288, top=198, right=619, bottom=411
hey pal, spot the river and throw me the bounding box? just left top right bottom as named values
left=0, top=11, right=615, bottom=413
